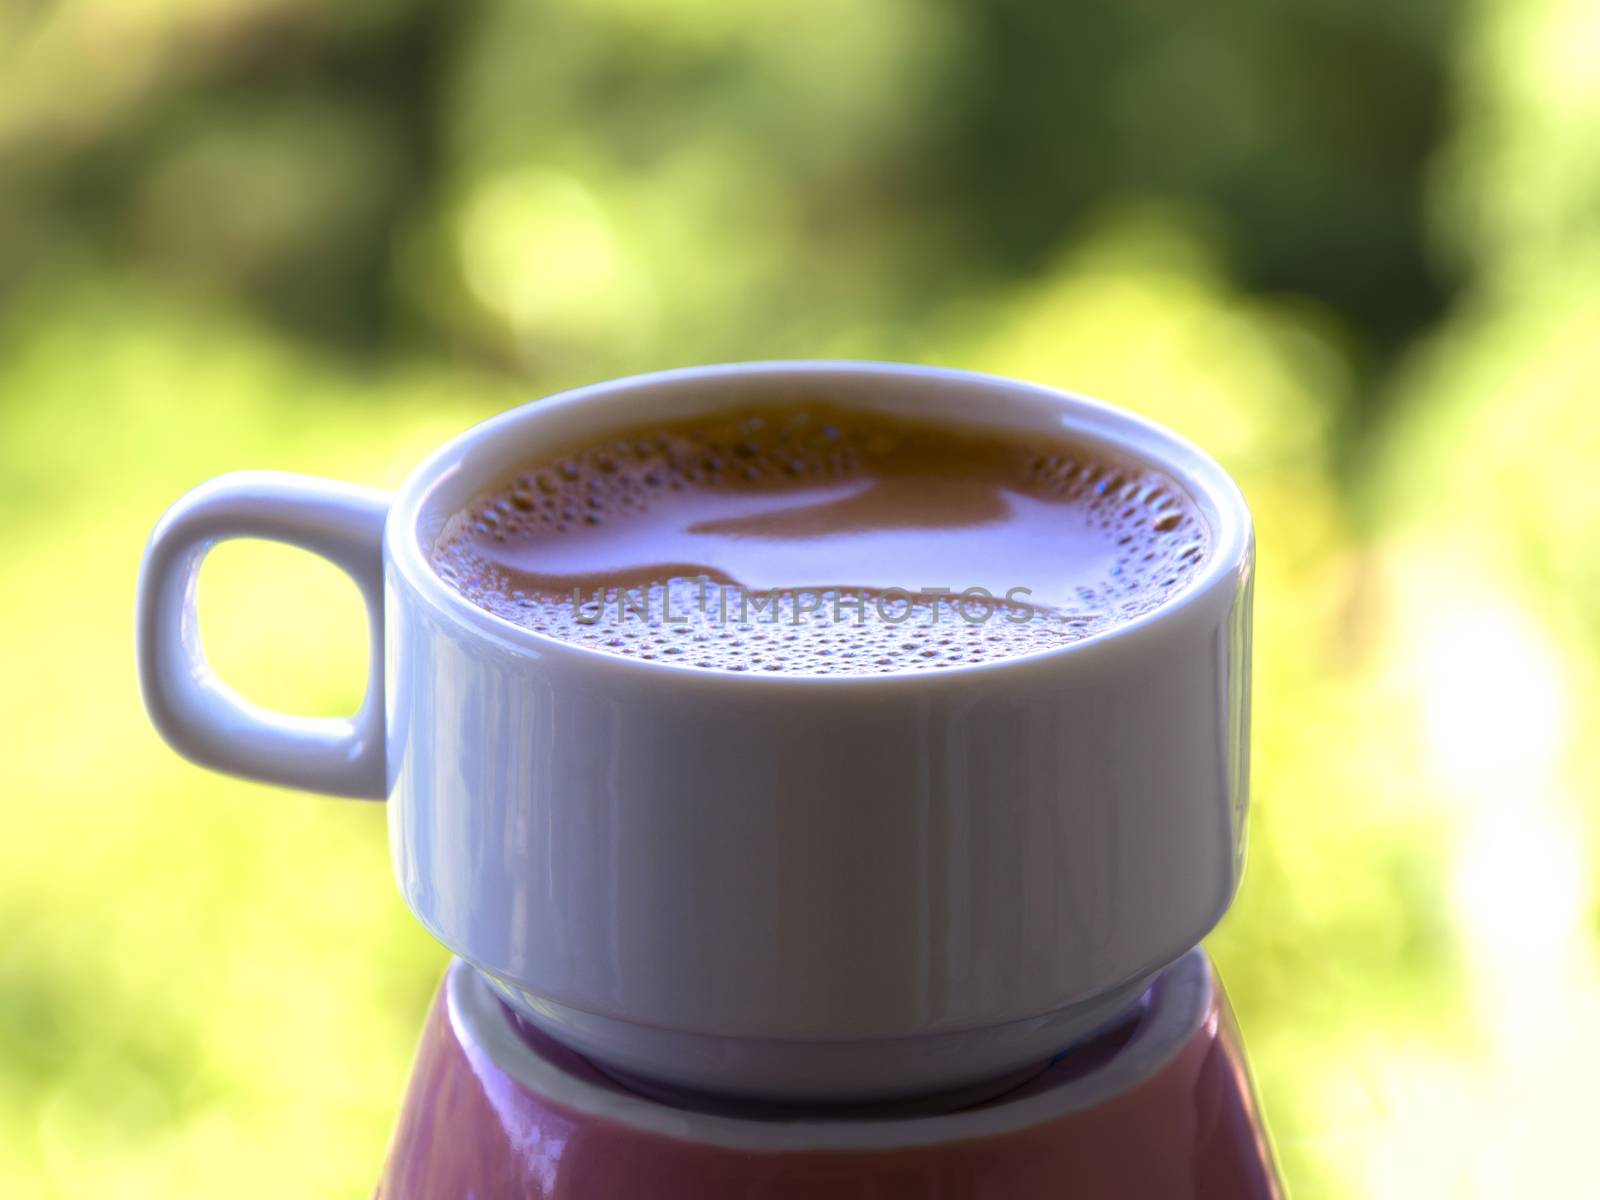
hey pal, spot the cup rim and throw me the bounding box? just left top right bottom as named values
left=386, top=360, right=1252, bottom=687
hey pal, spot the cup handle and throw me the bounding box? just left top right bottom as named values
left=136, top=471, right=391, bottom=799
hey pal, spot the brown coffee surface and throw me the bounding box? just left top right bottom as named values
left=429, top=404, right=1209, bottom=674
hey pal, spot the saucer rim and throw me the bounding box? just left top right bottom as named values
left=445, top=947, right=1212, bottom=1153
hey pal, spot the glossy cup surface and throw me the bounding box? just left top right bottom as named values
left=381, top=363, right=1254, bottom=1102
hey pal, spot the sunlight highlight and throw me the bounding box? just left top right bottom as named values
left=1350, top=555, right=1599, bottom=1198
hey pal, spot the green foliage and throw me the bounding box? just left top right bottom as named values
left=1, top=0, right=1597, bottom=1196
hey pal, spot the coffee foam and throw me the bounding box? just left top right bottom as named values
left=430, top=405, right=1209, bottom=674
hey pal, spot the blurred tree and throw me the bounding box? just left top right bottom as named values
left=0, top=0, right=466, bottom=351
left=920, top=1, right=1462, bottom=441
left=2, top=0, right=1465, bottom=435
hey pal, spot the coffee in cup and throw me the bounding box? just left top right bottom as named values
left=431, top=404, right=1210, bottom=674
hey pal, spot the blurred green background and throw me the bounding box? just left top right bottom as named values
left=3, top=0, right=1598, bottom=1195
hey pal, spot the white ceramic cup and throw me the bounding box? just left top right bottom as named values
left=136, top=362, right=1253, bottom=1105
